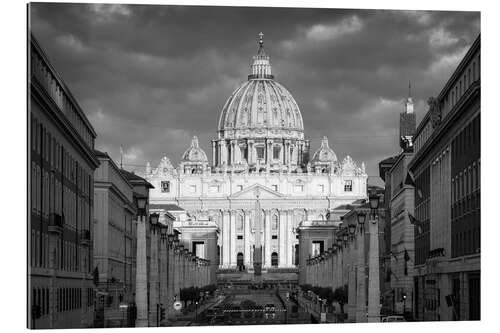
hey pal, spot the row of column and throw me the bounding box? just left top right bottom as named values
left=303, top=220, right=380, bottom=322
left=219, top=209, right=298, bottom=268
left=212, top=138, right=307, bottom=167
left=135, top=216, right=212, bottom=327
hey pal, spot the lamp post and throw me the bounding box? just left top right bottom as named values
left=135, top=196, right=149, bottom=327
left=158, top=223, right=168, bottom=326
left=148, top=212, right=161, bottom=327
left=367, top=192, right=381, bottom=323
left=355, top=210, right=367, bottom=323
left=165, top=233, right=175, bottom=321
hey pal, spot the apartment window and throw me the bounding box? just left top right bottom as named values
left=344, top=180, right=353, bottom=192
left=272, top=235, right=278, bottom=240
left=160, top=180, right=170, bottom=193
left=237, top=235, right=243, bottom=240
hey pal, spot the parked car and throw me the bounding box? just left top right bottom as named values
left=381, top=315, right=406, bottom=322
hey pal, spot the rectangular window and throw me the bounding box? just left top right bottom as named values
left=192, top=241, right=205, bottom=258
left=294, top=185, right=304, bottom=193
left=236, top=185, right=243, bottom=191
left=344, top=180, right=353, bottom=192
left=272, top=235, right=278, bottom=240
left=256, top=146, right=265, bottom=159
left=312, top=240, right=324, bottom=256
left=189, top=185, right=197, bottom=193
left=318, top=184, right=325, bottom=193
left=272, top=184, right=278, bottom=192
left=161, top=180, right=170, bottom=193
left=273, top=146, right=281, bottom=160
left=209, top=185, right=220, bottom=193
left=237, top=235, right=243, bottom=240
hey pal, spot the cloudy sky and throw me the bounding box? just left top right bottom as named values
left=29, top=3, right=479, bottom=184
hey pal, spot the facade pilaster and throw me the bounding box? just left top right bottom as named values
left=287, top=211, right=294, bottom=267
left=222, top=210, right=230, bottom=267
left=230, top=211, right=237, bottom=267
left=264, top=210, right=271, bottom=268
left=244, top=211, right=251, bottom=267
left=279, top=210, right=286, bottom=266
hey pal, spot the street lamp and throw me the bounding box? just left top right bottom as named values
left=369, top=192, right=380, bottom=220
left=367, top=190, right=381, bottom=322
left=357, top=211, right=367, bottom=227
left=150, top=213, right=160, bottom=232
left=336, top=237, right=343, bottom=249
left=136, top=196, right=147, bottom=216
left=160, top=225, right=168, bottom=241
left=348, top=223, right=356, bottom=237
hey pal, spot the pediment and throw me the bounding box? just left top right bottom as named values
left=229, top=184, right=284, bottom=199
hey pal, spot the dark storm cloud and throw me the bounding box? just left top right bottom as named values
left=29, top=3, right=479, bottom=183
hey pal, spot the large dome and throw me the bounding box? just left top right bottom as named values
left=217, top=36, right=304, bottom=141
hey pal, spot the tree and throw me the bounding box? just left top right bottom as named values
left=332, top=285, right=348, bottom=320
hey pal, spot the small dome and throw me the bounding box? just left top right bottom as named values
left=312, top=136, right=337, bottom=163
left=182, top=136, right=208, bottom=162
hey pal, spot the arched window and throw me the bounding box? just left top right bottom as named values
left=237, top=214, right=244, bottom=231
left=272, top=214, right=279, bottom=231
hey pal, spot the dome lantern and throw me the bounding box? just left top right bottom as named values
left=248, top=32, right=273, bottom=80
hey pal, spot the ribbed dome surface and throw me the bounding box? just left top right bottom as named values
left=182, top=136, right=208, bottom=162
left=218, top=79, right=304, bottom=135
left=312, top=136, right=337, bottom=163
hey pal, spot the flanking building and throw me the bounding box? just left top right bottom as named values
left=378, top=91, right=417, bottom=317
left=29, top=34, right=99, bottom=328
left=93, top=151, right=137, bottom=327
left=408, top=35, right=480, bottom=321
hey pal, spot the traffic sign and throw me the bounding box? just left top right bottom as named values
left=173, top=301, right=182, bottom=311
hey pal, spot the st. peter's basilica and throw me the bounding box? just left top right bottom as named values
left=141, top=34, right=368, bottom=270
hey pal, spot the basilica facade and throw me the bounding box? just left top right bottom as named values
left=142, top=35, right=368, bottom=269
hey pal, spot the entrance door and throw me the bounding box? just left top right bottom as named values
left=237, top=252, right=244, bottom=271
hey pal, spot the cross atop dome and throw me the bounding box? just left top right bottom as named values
left=258, top=32, right=264, bottom=45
